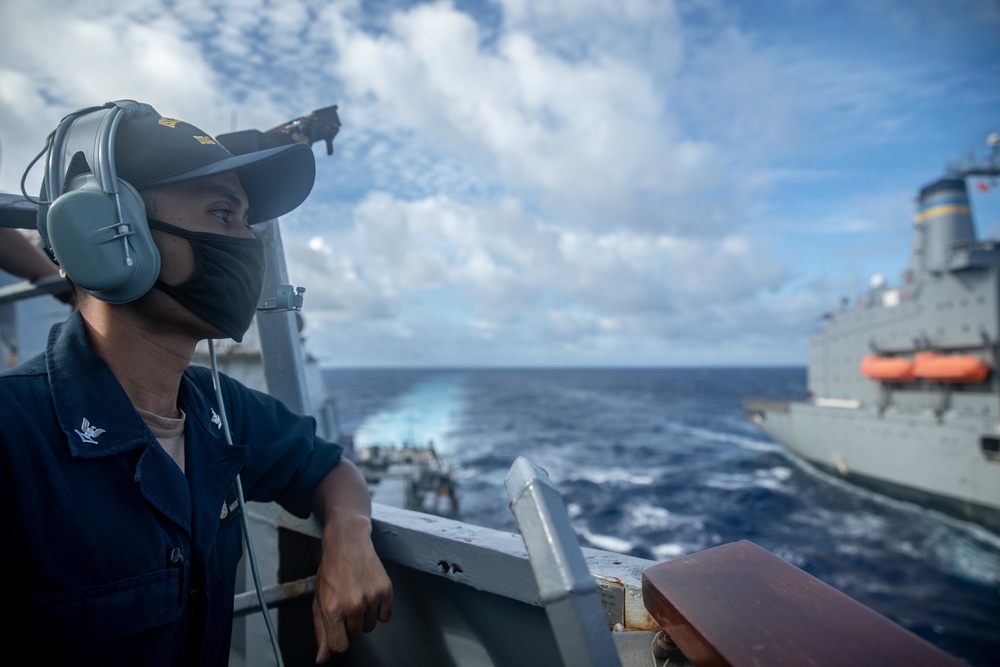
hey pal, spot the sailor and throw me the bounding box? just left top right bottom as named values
left=0, top=102, right=391, bottom=664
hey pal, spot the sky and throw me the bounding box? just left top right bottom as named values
left=1, top=0, right=998, bottom=367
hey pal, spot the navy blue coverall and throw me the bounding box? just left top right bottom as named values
left=0, top=311, right=342, bottom=665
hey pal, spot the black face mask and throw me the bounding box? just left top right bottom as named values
left=147, top=219, right=266, bottom=342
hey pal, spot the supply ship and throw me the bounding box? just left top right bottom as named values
left=745, top=134, right=1000, bottom=533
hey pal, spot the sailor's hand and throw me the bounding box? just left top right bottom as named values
left=312, top=511, right=393, bottom=662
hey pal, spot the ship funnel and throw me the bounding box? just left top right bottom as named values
left=909, top=177, right=976, bottom=274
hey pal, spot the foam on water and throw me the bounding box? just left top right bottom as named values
left=704, top=466, right=792, bottom=491
left=651, top=543, right=688, bottom=560
left=353, top=373, right=465, bottom=454
left=934, top=539, right=1000, bottom=585
left=565, top=467, right=656, bottom=486
left=830, top=511, right=890, bottom=540
left=661, top=420, right=782, bottom=453
left=626, top=503, right=672, bottom=530
left=576, top=525, right=635, bottom=554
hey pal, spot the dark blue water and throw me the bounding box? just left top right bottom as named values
left=324, top=367, right=1000, bottom=666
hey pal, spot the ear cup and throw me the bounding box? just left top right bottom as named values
left=47, top=174, right=160, bottom=303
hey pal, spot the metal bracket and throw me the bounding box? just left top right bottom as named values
left=504, top=456, right=623, bottom=667
left=257, top=283, right=305, bottom=313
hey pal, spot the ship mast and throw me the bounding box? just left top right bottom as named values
left=946, top=131, right=1000, bottom=179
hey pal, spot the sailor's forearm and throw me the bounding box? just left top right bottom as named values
left=312, top=458, right=372, bottom=527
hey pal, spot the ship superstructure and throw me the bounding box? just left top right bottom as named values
left=745, top=135, right=1000, bottom=532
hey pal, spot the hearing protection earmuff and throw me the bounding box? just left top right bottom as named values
left=43, top=100, right=160, bottom=304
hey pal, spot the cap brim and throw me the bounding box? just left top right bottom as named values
left=144, top=142, right=316, bottom=224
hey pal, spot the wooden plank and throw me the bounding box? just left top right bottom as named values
left=641, top=540, right=965, bottom=667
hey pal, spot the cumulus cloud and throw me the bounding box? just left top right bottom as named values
left=280, top=188, right=796, bottom=364
left=0, top=0, right=337, bottom=193
left=0, top=1, right=223, bottom=186
left=321, top=0, right=741, bottom=235
left=2, top=0, right=993, bottom=366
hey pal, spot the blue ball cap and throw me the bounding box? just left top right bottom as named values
left=113, top=103, right=316, bottom=224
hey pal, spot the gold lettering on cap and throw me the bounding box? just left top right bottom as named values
left=158, top=118, right=181, bottom=128
left=193, top=135, right=217, bottom=145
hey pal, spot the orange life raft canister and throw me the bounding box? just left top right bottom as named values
left=860, top=355, right=916, bottom=382
left=913, top=352, right=990, bottom=383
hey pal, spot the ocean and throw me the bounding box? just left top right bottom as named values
left=323, top=366, right=1000, bottom=667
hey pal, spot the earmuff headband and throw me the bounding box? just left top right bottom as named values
left=41, top=100, right=161, bottom=304
left=46, top=101, right=139, bottom=204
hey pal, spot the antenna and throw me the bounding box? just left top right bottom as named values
left=949, top=132, right=1000, bottom=179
